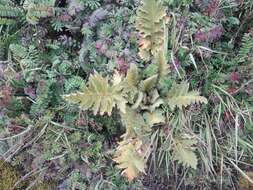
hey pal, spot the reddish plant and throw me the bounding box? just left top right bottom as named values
left=7, top=120, right=24, bottom=134
left=224, top=110, right=233, bottom=122
left=57, top=13, right=72, bottom=22
left=0, top=85, right=13, bottom=109
left=226, top=87, right=238, bottom=95
left=206, top=0, right=220, bottom=16
left=249, top=28, right=253, bottom=36
left=117, top=57, right=129, bottom=75
left=230, top=71, right=240, bottom=82
left=24, top=86, right=36, bottom=99
left=195, top=31, right=208, bottom=42
left=208, top=25, right=224, bottom=42
left=194, top=25, right=224, bottom=42
left=170, top=57, right=181, bottom=71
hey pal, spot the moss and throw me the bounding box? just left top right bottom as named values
left=0, top=160, right=56, bottom=190
left=0, top=159, right=24, bottom=190
left=31, top=182, right=56, bottom=190
left=239, top=172, right=253, bottom=190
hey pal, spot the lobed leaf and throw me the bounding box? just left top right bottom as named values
left=141, top=74, right=158, bottom=92
left=64, top=72, right=127, bottom=116
left=143, top=110, right=165, bottom=126
left=113, top=139, right=146, bottom=181
left=166, top=81, right=207, bottom=110
left=126, top=63, right=139, bottom=88
left=120, top=107, right=150, bottom=138
left=136, top=0, right=166, bottom=60
left=173, top=135, right=198, bottom=169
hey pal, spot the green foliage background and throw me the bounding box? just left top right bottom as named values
left=0, top=0, right=253, bottom=189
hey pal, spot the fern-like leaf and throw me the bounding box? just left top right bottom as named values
left=64, top=76, right=85, bottom=93
left=0, top=5, right=23, bottom=25
left=148, top=90, right=164, bottom=112
left=143, top=109, right=165, bottom=126
left=0, top=5, right=22, bottom=18
left=84, top=0, right=100, bottom=10
left=113, top=139, right=146, bottom=181
left=166, top=82, right=207, bottom=110
left=239, top=33, right=253, bottom=62
left=24, top=0, right=56, bottom=25
left=156, top=50, right=169, bottom=80
left=173, top=135, right=198, bottom=169
left=64, top=72, right=127, bottom=116
left=136, top=0, right=166, bottom=60
left=9, top=44, right=28, bottom=59
left=120, top=107, right=150, bottom=138
left=141, top=74, right=158, bottom=92
left=126, top=63, right=139, bottom=88
left=0, top=18, right=16, bottom=25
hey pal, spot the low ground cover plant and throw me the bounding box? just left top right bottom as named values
left=0, top=0, right=253, bottom=189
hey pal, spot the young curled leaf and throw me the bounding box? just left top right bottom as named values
left=156, top=50, right=169, bottom=80
left=141, top=74, right=158, bottom=92
left=126, top=63, right=139, bottom=88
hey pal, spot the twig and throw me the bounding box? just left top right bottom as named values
left=0, top=125, right=32, bottom=141
left=11, top=167, right=47, bottom=190
left=0, top=60, right=8, bottom=64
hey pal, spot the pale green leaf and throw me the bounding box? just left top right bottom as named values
left=113, top=139, right=146, bottom=181
left=141, top=74, right=158, bottom=92
left=143, top=110, right=165, bottom=126
left=156, top=50, right=169, bottom=80
left=64, top=72, right=127, bottom=116
left=131, top=91, right=144, bottom=109
left=173, top=135, right=198, bottom=169
left=113, top=70, right=123, bottom=86
left=120, top=107, right=150, bottom=138
left=126, top=63, right=139, bottom=88
left=136, top=0, right=166, bottom=60
left=166, top=81, right=207, bottom=110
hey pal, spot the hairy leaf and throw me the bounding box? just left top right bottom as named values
left=166, top=82, right=207, bottom=110
left=143, top=110, right=165, bottom=126
left=120, top=107, right=150, bottom=138
left=136, top=0, right=166, bottom=60
left=64, top=72, right=127, bottom=116
left=145, top=90, right=164, bottom=112
left=156, top=50, right=169, bottom=80
left=112, top=70, right=123, bottom=86
left=141, top=74, right=158, bottom=92
left=173, top=135, right=198, bottom=169
left=113, top=139, right=145, bottom=181
left=126, top=63, right=139, bottom=88
left=24, top=0, right=56, bottom=24
left=131, top=91, right=144, bottom=109
left=124, top=64, right=139, bottom=103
